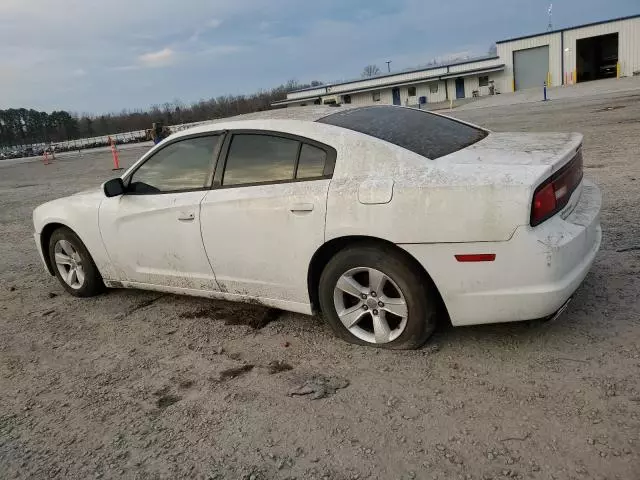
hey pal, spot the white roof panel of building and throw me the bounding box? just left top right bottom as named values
left=496, top=13, right=640, bottom=44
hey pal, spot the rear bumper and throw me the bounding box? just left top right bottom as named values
left=401, top=179, right=602, bottom=326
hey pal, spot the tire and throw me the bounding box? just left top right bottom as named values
left=48, top=227, right=104, bottom=297
left=318, top=243, right=438, bottom=350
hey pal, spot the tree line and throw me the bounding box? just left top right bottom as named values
left=0, top=79, right=322, bottom=150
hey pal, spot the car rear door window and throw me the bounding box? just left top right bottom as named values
left=128, top=135, right=220, bottom=193
left=223, top=134, right=299, bottom=186
left=318, top=106, right=487, bottom=159
left=296, top=144, right=327, bottom=179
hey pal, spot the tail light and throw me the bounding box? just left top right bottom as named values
left=531, top=149, right=583, bottom=226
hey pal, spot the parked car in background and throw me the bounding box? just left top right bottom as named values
left=32, top=106, right=601, bottom=349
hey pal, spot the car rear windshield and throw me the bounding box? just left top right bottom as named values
left=317, top=106, right=488, bottom=159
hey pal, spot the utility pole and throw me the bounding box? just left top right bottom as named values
left=386, top=61, right=392, bottom=73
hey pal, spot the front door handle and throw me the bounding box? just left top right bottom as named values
left=178, top=212, right=195, bottom=221
left=290, top=203, right=314, bottom=213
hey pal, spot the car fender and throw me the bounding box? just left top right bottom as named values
left=33, top=190, right=117, bottom=280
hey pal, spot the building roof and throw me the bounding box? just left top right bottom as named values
left=289, top=55, right=500, bottom=95
left=496, top=13, right=640, bottom=44
left=440, top=64, right=504, bottom=80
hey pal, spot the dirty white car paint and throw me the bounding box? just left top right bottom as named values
left=33, top=106, right=602, bottom=347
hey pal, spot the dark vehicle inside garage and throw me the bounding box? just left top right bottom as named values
left=576, top=33, right=619, bottom=82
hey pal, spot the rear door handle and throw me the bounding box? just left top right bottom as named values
left=178, top=212, right=195, bottom=221
left=290, top=203, right=314, bottom=213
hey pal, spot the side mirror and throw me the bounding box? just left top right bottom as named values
left=104, top=178, right=126, bottom=197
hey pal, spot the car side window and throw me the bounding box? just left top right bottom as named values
left=223, top=134, right=299, bottom=186
left=296, top=144, right=327, bottom=179
left=128, top=135, right=220, bottom=194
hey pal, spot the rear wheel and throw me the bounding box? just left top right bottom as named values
left=48, top=227, right=104, bottom=297
left=318, top=244, right=437, bottom=349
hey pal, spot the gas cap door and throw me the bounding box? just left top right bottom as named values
left=358, top=178, right=394, bottom=205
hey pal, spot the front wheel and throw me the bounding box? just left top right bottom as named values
left=48, top=227, right=104, bottom=297
left=318, top=244, right=438, bottom=349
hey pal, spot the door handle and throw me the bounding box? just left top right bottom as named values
left=290, top=203, right=314, bottom=213
left=178, top=212, right=195, bottom=221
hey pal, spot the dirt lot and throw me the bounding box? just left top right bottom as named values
left=1, top=90, right=639, bottom=480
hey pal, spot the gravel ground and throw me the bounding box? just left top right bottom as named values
left=1, top=88, right=639, bottom=480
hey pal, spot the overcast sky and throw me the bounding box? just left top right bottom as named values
left=1, top=0, right=637, bottom=114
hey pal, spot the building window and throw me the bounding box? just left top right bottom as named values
left=407, top=86, right=417, bottom=97
left=343, top=94, right=352, bottom=104
left=429, top=83, right=438, bottom=94
left=479, top=76, right=489, bottom=87
left=372, top=91, right=381, bottom=102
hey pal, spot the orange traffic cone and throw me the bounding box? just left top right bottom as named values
left=109, top=137, right=123, bottom=171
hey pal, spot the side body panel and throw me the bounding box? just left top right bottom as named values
left=98, top=191, right=218, bottom=290
left=200, top=180, right=330, bottom=305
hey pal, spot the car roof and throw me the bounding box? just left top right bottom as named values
left=167, top=105, right=488, bottom=161
left=169, top=106, right=359, bottom=139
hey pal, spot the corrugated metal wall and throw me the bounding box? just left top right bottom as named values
left=347, top=89, right=394, bottom=106
left=563, top=17, right=640, bottom=80
left=413, top=81, right=447, bottom=104
left=338, top=80, right=448, bottom=107
left=497, top=17, right=639, bottom=89
left=497, top=32, right=562, bottom=91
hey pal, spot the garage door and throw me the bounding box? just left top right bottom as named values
left=513, top=46, right=549, bottom=91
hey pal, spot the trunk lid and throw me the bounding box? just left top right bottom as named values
left=444, top=132, right=583, bottom=173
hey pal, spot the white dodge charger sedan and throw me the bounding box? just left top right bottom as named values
left=33, top=106, right=602, bottom=349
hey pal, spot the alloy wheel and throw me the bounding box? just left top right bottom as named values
left=333, top=267, right=408, bottom=344
left=54, top=239, right=85, bottom=290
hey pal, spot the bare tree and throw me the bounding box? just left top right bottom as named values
left=362, top=65, right=381, bottom=77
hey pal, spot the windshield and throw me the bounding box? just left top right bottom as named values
left=317, top=106, right=488, bottom=159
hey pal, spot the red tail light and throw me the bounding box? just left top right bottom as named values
left=531, top=149, right=583, bottom=226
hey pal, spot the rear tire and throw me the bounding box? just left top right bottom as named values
left=318, top=243, right=437, bottom=349
left=48, top=227, right=104, bottom=297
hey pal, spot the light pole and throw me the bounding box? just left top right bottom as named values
left=386, top=61, right=391, bottom=73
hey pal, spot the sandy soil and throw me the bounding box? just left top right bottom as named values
left=1, top=88, right=639, bottom=480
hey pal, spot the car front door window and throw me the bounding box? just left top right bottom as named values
left=129, top=135, right=221, bottom=193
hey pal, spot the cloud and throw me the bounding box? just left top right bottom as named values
left=189, top=18, right=223, bottom=42
left=138, top=48, right=176, bottom=67
left=72, top=68, right=87, bottom=77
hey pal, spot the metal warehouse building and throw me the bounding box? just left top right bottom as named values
left=273, top=14, right=640, bottom=109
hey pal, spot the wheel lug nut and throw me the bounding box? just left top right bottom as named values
left=362, top=305, right=368, bottom=310
left=361, top=294, right=367, bottom=299
left=373, top=309, right=379, bottom=315
left=371, top=292, right=377, bottom=297
left=378, top=301, right=384, bottom=307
